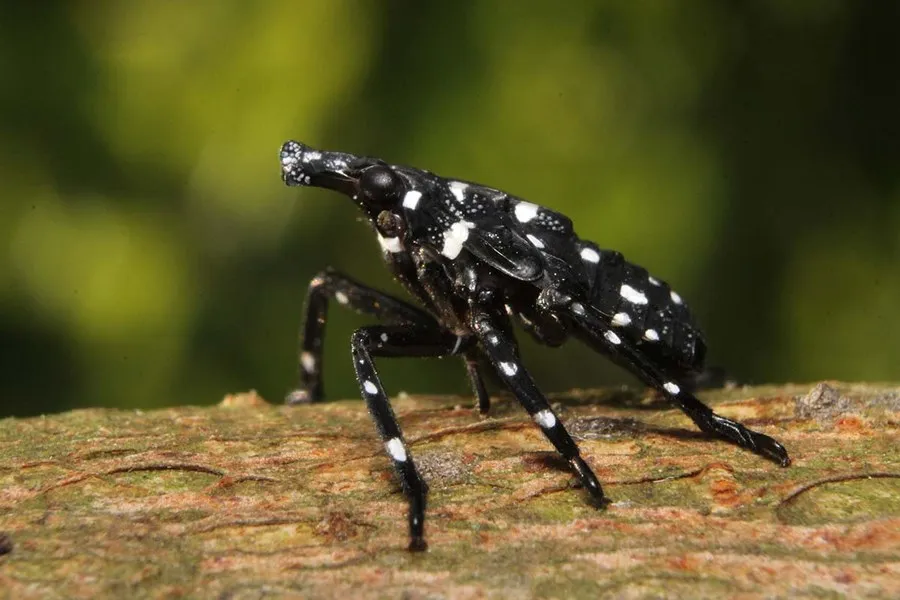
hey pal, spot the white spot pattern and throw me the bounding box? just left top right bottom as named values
left=670, top=291, right=683, bottom=305
left=499, top=361, right=518, bottom=376
left=449, top=181, right=468, bottom=202
left=611, top=312, right=632, bottom=327
left=335, top=291, right=349, bottom=305
left=533, top=409, right=557, bottom=429
left=441, top=220, right=473, bottom=259
left=380, top=333, right=389, bottom=342
left=571, top=302, right=585, bottom=316
left=363, top=380, right=378, bottom=395
left=643, top=329, right=660, bottom=342
left=300, top=351, right=316, bottom=373
left=604, top=330, right=621, bottom=345
left=648, top=276, right=661, bottom=286
left=663, top=382, right=681, bottom=395
left=580, top=247, right=600, bottom=263
left=526, top=234, right=545, bottom=249
left=377, top=234, right=403, bottom=253
left=514, top=202, right=539, bottom=223
left=385, top=437, right=407, bottom=462
left=619, top=284, right=648, bottom=305
left=402, top=190, right=422, bottom=210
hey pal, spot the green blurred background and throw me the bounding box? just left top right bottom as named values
left=2, top=2, right=898, bottom=418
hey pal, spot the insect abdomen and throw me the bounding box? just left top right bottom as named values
left=581, top=244, right=706, bottom=374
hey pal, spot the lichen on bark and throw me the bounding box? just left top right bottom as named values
left=1, top=382, right=898, bottom=598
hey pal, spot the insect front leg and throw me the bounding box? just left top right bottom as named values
left=570, top=306, right=791, bottom=466
left=470, top=296, right=608, bottom=507
left=288, top=268, right=438, bottom=404
left=351, top=324, right=472, bottom=552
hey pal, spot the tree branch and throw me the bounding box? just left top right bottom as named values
left=1, top=382, right=898, bottom=597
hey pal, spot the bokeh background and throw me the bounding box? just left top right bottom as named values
left=2, top=2, right=898, bottom=418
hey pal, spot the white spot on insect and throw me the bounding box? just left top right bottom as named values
left=335, top=291, right=349, bottom=305
left=611, top=312, right=632, bottom=327
left=302, top=151, right=322, bottom=162
left=331, top=158, right=348, bottom=170
left=580, top=247, right=600, bottom=264
left=449, top=181, right=468, bottom=202
left=487, top=334, right=500, bottom=346
left=648, top=275, right=661, bottom=286
left=533, top=409, right=556, bottom=429
left=514, top=201, right=539, bottom=223
left=385, top=437, right=407, bottom=462
left=643, top=329, right=660, bottom=342
left=441, top=220, right=474, bottom=259
left=358, top=359, right=365, bottom=365
left=380, top=333, right=389, bottom=342
left=663, top=382, right=681, bottom=395
left=670, top=290, right=683, bottom=305
left=526, top=234, right=545, bottom=249
left=363, top=380, right=378, bottom=395
left=403, top=190, right=422, bottom=210
left=499, top=361, right=518, bottom=376
left=300, top=351, right=316, bottom=373
left=377, top=234, right=403, bottom=253
left=571, top=302, right=585, bottom=316
left=604, top=330, right=621, bottom=345
left=620, top=284, right=648, bottom=305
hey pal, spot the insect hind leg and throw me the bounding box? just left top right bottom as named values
left=569, top=305, right=790, bottom=467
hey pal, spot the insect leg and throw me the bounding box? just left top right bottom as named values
left=571, top=308, right=790, bottom=466
left=470, top=305, right=608, bottom=507
left=464, top=352, right=491, bottom=414
left=413, top=252, right=492, bottom=413
left=351, top=324, right=470, bottom=552
left=288, top=268, right=438, bottom=404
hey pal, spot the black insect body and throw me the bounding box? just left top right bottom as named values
left=279, top=140, right=790, bottom=551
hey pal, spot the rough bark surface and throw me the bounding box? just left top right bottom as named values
left=1, top=382, right=898, bottom=599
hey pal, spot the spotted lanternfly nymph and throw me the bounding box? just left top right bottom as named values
left=279, top=140, right=790, bottom=551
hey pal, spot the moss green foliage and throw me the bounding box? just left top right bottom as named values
left=1, top=383, right=898, bottom=597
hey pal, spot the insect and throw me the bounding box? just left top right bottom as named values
left=279, top=140, right=790, bottom=551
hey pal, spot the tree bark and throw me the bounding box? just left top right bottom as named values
left=1, top=382, right=898, bottom=599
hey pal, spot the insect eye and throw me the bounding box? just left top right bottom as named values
left=359, top=166, right=404, bottom=207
